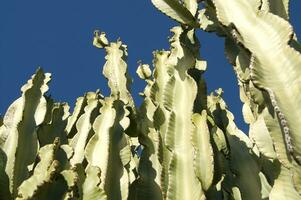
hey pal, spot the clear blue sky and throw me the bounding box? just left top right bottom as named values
left=1, top=1, right=300, bottom=133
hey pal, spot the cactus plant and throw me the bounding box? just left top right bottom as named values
left=0, top=0, right=301, bottom=199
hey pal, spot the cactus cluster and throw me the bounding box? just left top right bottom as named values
left=1, top=0, right=301, bottom=199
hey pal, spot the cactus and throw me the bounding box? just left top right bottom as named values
left=69, top=92, right=102, bottom=166
left=16, top=140, right=60, bottom=200
left=195, top=0, right=301, bottom=199
left=1, top=69, right=50, bottom=198
left=0, top=0, right=301, bottom=199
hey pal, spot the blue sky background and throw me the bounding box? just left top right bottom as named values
left=0, top=1, right=300, bottom=133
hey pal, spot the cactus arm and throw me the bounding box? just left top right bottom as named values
left=128, top=64, right=165, bottom=199
left=147, top=50, right=172, bottom=196
left=0, top=102, right=29, bottom=149
left=103, top=42, right=133, bottom=104
left=163, top=75, right=204, bottom=200
left=16, top=141, right=60, bottom=200
left=94, top=33, right=140, bottom=138
left=159, top=28, right=204, bottom=200
left=201, top=3, right=301, bottom=197
left=2, top=69, right=50, bottom=197
left=85, top=98, right=132, bottom=200
left=93, top=34, right=138, bottom=198
left=212, top=0, right=301, bottom=162
left=207, top=92, right=263, bottom=200
left=191, top=111, right=214, bottom=191
left=16, top=138, right=78, bottom=200
left=93, top=32, right=134, bottom=108
left=151, top=0, right=199, bottom=27
left=85, top=98, right=120, bottom=198
left=128, top=105, right=164, bottom=199
left=134, top=26, right=206, bottom=199
left=70, top=92, right=101, bottom=166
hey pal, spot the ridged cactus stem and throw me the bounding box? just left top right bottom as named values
left=2, top=68, right=50, bottom=197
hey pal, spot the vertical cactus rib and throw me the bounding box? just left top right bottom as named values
left=85, top=98, right=133, bottom=200
left=70, top=92, right=101, bottom=166
left=65, top=96, right=88, bottom=136
left=2, top=69, right=50, bottom=197
left=93, top=32, right=134, bottom=108
left=191, top=110, right=214, bottom=191
left=166, top=152, right=205, bottom=200
left=162, top=28, right=205, bottom=200
left=138, top=29, right=191, bottom=199
left=94, top=32, right=140, bottom=138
